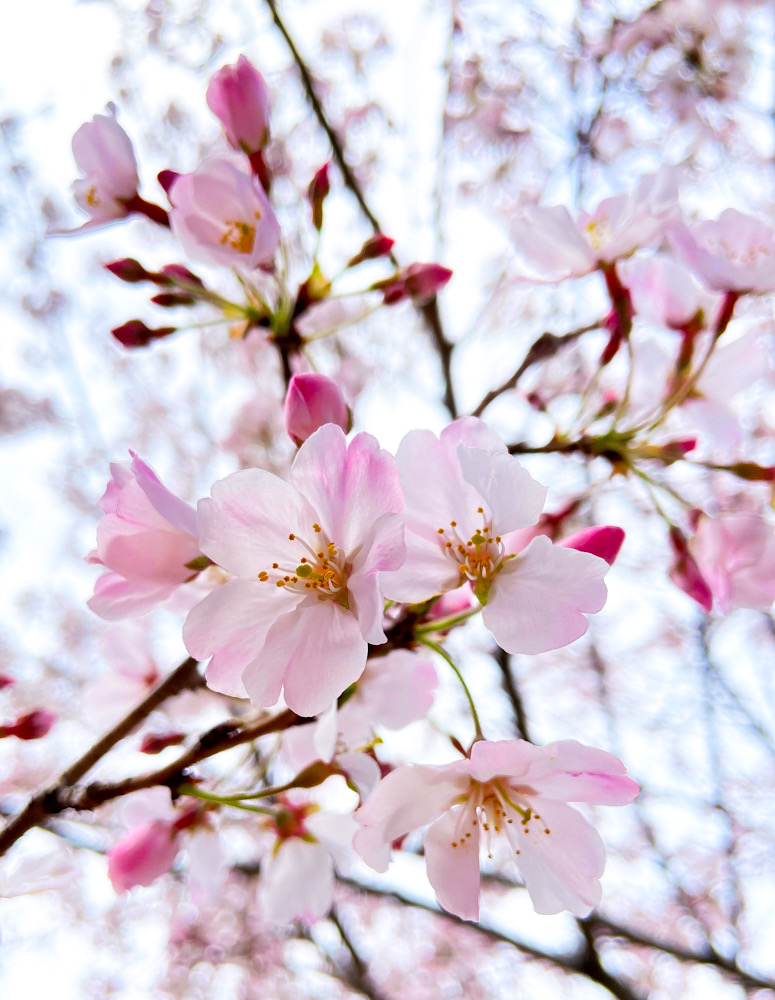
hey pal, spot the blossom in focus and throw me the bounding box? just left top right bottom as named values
left=510, top=167, right=680, bottom=282
left=169, top=158, right=280, bottom=269
left=87, top=453, right=201, bottom=620
left=284, top=372, right=351, bottom=445
left=354, top=739, right=639, bottom=919
left=690, top=513, right=775, bottom=613
left=668, top=210, right=775, bottom=293
left=66, top=110, right=139, bottom=232
left=383, top=418, right=609, bottom=655
left=206, top=55, right=271, bottom=154
left=259, top=799, right=358, bottom=923
left=183, top=425, right=405, bottom=716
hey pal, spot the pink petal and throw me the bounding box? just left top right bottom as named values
left=483, top=536, right=607, bottom=654
left=457, top=445, right=546, bottom=534
left=524, top=740, right=639, bottom=804
left=260, top=839, right=334, bottom=923
left=423, top=806, right=481, bottom=921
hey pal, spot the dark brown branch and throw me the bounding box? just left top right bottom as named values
left=263, top=0, right=458, bottom=417
left=330, top=907, right=391, bottom=1000
left=0, top=656, right=203, bottom=857
left=337, top=875, right=644, bottom=1000
left=472, top=321, right=602, bottom=418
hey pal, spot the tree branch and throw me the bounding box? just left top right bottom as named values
left=0, top=656, right=203, bottom=856
left=263, top=0, right=458, bottom=417
left=472, top=321, right=602, bottom=418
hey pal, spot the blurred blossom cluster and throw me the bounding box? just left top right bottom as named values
left=1, top=1, right=775, bottom=998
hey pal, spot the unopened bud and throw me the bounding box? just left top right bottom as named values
left=560, top=525, right=625, bottom=566
left=347, top=233, right=395, bottom=268
left=112, top=320, right=177, bottom=349
left=105, top=258, right=153, bottom=283
left=206, top=55, right=271, bottom=155
left=284, top=372, right=351, bottom=446
left=0, top=709, right=57, bottom=741
left=140, top=731, right=186, bottom=754
left=668, top=526, right=713, bottom=611
left=157, top=264, right=205, bottom=288
left=150, top=292, right=197, bottom=307
left=401, top=262, right=452, bottom=304
left=308, top=164, right=330, bottom=231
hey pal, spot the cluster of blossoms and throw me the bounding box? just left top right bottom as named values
left=5, top=21, right=775, bottom=958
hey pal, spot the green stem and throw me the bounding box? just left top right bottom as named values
left=419, top=638, right=483, bottom=740
left=414, top=606, right=481, bottom=635
left=178, top=784, right=275, bottom=815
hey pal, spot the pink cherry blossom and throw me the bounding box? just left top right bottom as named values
left=284, top=372, right=350, bottom=445
left=510, top=167, right=680, bottom=282
left=354, top=738, right=638, bottom=919
left=107, top=818, right=181, bottom=892
left=183, top=424, right=405, bottom=716
left=383, top=418, right=609, bottom=655
left=66, top=110, right=139, bottom=233
left=87, top=453, right=201, bottom=620
left=282, top=650, right=437, bottom=782
left=169, top=158, right=280, bottom=269
left=618, top=253, right=722, bottom=330
left=258, top=800, right=358, bottom=923
left=667, top=210, right=775, bottom=293
left=206, top=55, right=271, bottom=154
left=690, top=513, right=775, bottom=613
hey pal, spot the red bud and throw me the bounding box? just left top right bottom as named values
left=308, top=164, right=330, bottom=231
left=105, top=258, right=153, bottom=283
left=0, top=709, right=57, bottom=741
left=112, top=320, right=177, bottom=349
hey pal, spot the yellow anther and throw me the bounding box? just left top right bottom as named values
left=258, top=571, right=269, bottom=581
left=276, top=580, right=286, bottom=588
left=313, top=523, right=322, bottom=532
left=477, top=506, right=484, bottom=513
left=437, top=528, right=445, bottom=534
left=220, top=220, right=256, bottom=254
left=450, top=520, right=457, bottom=527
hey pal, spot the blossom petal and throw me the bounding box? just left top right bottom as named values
left=260, top=839, right=333, bottom=923
left=483, top=536, right=607, bottom=654
left=457, top=445, right=546, bottom=534
left=423, top=806, right=481, bottom=921
left=524, top=740, right=639, bottom=804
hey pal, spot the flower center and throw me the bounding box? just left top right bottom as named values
left=258, top=522, right=350, bottom=607
left=585, top=215, right=611, bottom=251
left=436, top=507, right=506, bottom=603
left=448, top=780, right=551, bottom=860
left=220, top=218, right=258, bottom=254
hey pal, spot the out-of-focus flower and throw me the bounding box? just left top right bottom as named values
left=259, top=800, right=358, bottom=924
left=668, top=210, right=775, bottom=293
left=510, top=167, right=680, bottom=282
left=690, top=513, right=775, bottom=613
left=355, top=738, right=639, bottom=919
left=169, top=158, right=280, bottom=269
left=107, top=818, right=181, bottom=892
left=66, top=110, right=139, bottom=232
left=184, top=425, right=405, bottom=716
left=384, top=417, right=609, bottom=655
left=206, top=55, right=271, bottom=154
left=284, top=373, right=351, bottom=445
left=87, top=453, right=201, bottom=620
left=619, top=253, right=722, bottom=330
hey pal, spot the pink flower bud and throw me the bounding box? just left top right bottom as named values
left=105, top=258, right=153, bottom=283
left=668, top=526, right=713, bottom=612
left=401, top=263, right=453, bottom=304
left=560, top=526, right=625, bottom=567
left=111, top=320, right=177, bottom=349
left=206, top=55, right=271, bottom=155
left=157, top=264, right=204, bottom=288
left=347, top=233, right=395, bottom=268
left=107, top=820, right=180, bottom=892
left=0, top=709, right=57, bottom=741
left=284, top=373, right=351, bottom=445
left=0, top=674, right=15, bottom=690
left=308, top=164, right=330, bottom=231
left=139, top=731, right=186, bottom=754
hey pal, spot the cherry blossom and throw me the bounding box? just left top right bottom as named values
left=284, top=372, right=351, bottom=445
left=689, top=513, right=775, bottom=613
left=668, top=209, right=775, bottom=293
left=169, top=158, right=280, bottom=269
left=355, top=739, right=638, bottom=919
left=183, top=424, right=405, bottom=715
left=509, top=167, right=680, bottom=282
left=258, top=799, right=358, bottom=923
left=206, top=55, right=271, bottom=155
left=618, top=253, right=722, bottom=330
left=65, top=109, right=139, bottom=232
left=87, top=453, right=201, bottom=620
left=383, top=418, right=609, bottom=654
